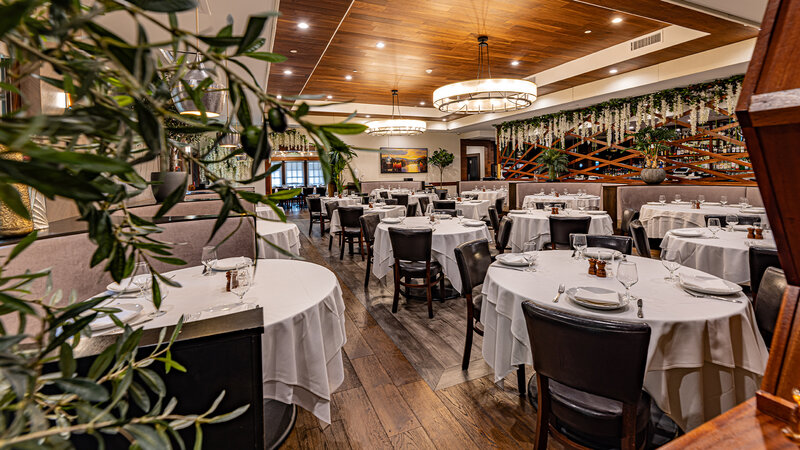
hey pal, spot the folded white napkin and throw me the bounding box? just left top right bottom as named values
left=462, top=219, right=484, bottom=226
left=680, top=274, right=728, bottom=291
left=496, top=254, right=528, bottom=265
left=574, top=288, right=620, bottom=306
left=509, top=209, right=527, bottom=214
left=214, top=256, right=251, bottom=270
left=732, top=224, right=750, bottom=231
left=702, top=202, right=721, bottom=206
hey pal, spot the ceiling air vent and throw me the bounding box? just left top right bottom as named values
left=630, top=32, right=662, bottom=51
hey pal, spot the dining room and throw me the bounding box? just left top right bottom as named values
left=1, top=0, right=799, bottom=448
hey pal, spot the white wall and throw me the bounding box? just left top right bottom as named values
left=338, top=131, right=461, bottom=185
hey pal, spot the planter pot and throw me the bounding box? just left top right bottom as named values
left=150, top=172, right=187, bottom=202
left=641, top=168, right=666, bottom=185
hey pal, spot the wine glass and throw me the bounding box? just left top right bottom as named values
left=201, top=245, right=217, bottom=276
left=698, top=194, right=705, bottom=205
left=522, top=242, right=539, bottom=272
left=658, top=195, right=666, bottom=205
left=617, top=261, right=638, bottom=303
left=675, top=194, right=682, bottom=203
left=572, top=234, right=587, bottom=260
left=132, top=262, right=151, bottom=299
left=456, top=209, right=464, bottom=223
left=660, top=249, right=681, bottom=282
left=399, top=207, right=407, bottom=224
left=720, top=195, right=728, bottom=206
left=726, top=214, right=738, bottom=231
left=563, top=188, right=568, bottom=195
left=739, top=197, right=748, bottom=208
left=708, top=217, right=722, bottom=238
left=577, top=199, right=586, bottom=212
left=231, top=267, right=252, bottom=305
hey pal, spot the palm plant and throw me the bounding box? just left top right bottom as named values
left=629, top=126, right=678, bottom=168
left=536, top=148, right=569, bottom=181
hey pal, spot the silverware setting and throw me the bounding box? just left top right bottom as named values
left=637, top=298, right=643, bottom=318
left=553, top=283, right=565, bottom=303
left=681, top=288, right=742, bottom=303
left=491, top=264, right=528, bottom=272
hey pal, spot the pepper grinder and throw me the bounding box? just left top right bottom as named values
left=747, top=227, right=756, bottom=239
left=225, top=271, right=232, bottom=291
left=755, top=227, right=764, bottom=240
left=596, top=260, right=607, bottom=278
left=588, top=259, right=597, bottom=276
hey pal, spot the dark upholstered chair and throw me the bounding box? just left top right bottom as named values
left=620, top=209, right=639, bottom=236
left=433, top=209, right=457, bottom=217
left=394, top=193, right=409, bottom=206
left=384, top=198, right=398, bottom=205
left=337, top=206, right=364, bottom=260
left=548, top=216, right=591, bottom=250
left=749, top=247, right=782, bottom=295
left=629, top=219, right=651, bottom=258
left=737, top=215, right=763, bottom=226
left=754, top=267, right=786, bottom=349
left=379, top=191, right=389, bottom=199
left=570, top=234, right=633, bottom=255
left=406, top=203, right=418, bottom=217
left=536, top=201, right=566, bottom=210
left=488, top=206, right=500, bottom=237
left=315, top=186, right=327, bottom=196
left=359, top=213, right=381, bottom=289
left=388, top=228, right=445, bottom=318
left=495, top=197, right=505, bottom=216
left=454, top=239, right=491, bottom=370
left=435, top=189, right=447, bottom=200
left=325, top=201, right=339, bottom=251
left=495, top=216, right=513, bottom=254
left=418, top=196, right=430, bottom=215
left=306, top=197, right=327, bottom=235
left=361, top=195, right=370, bottom=205
left=522, top=301, right=652, bottom=450
left=704, top=214, right=729, bottom=227
left=433, top=200, right=456, bottom=210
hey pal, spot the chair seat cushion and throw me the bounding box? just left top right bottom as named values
left=342, top=226, right=361, bottom=236
left=398, top=260, right=442, bottom=278
left=310, top=212, right=327, bottom=218
left=549, top=380, right=651, bottom=440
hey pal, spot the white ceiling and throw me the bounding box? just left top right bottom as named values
left=675, top=0, right=768, bottom=24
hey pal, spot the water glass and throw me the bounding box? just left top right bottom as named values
left=720, top=195, right=728, bottom=206
left=201, top=245, right=217, bottom=275
left=617, top=261, right=638, bottom=302
left=726, top=214, right=738, bottom=231
left=659, top=195, right=666, bottom=204
left=708, top=217, right=722, bottom=238
left=572, top=234, right=587, bottom=260
left=523, top=242, right=539, bottom=272
left=231, top=267, right=252, bottom=304
left=660, top=249, right=680, bottom=282
left=563, top=188, right=569, bottom=195
left=399, top=207, right=407, bottom=223
left=456, top=209, right=464, bottom=223
left=577, top=199, right=586, bottom=212
left=739, top=197, right=748, bottom=208
left=698, top=194, right=705, bottom=205
left=133, top=262, right=151, bottom=298
left=675, top=194, right=682, bottom=203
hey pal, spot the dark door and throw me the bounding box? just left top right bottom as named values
left=467, top=155, right=480, bottom=180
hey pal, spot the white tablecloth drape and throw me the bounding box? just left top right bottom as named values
left=371, top=188, right=411, bottom=197
left=639, top=203, right=768, bottom=238
left=507, top=211, right=614, bottom=251
left=409, top=193, right=438, bottom=215
left=522, top=194, right=601, bottom=210
left=461, top=190, right=507, bottom=207
left=660, top=228, right=776, bottom=284
left=329, top=205, right=405, bottom=233
left=99, top=260, right=346, bottom=423
left=481, top=251, right=768, bottom=431
left=320, top=196, right=359, bottom=208
left=255, top=205, right=286, bottom=221
left=372, top=216, right=491, bottom=293
left=256, top=221, right=301, bottom=259
left=425, top=200, right=491, bottom=220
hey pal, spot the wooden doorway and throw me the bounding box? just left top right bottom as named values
left=466, top=155, right=480, bottom=180
left=460, top=139, right=496, bottom=181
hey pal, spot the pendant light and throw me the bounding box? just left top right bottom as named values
left=172, top=9, right=226, bottom=118
left=366, top=90, right=426, bottom=136
left=433, top=36, right=537, bottom=114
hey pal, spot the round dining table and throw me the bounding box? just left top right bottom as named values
left=522, top=194, right=601, bottom=210
left=328, top=204, right=406, bottom=233
left=639, top=202, right=768, bottom=238
left=256, top=220, right=301, bottom=259
left=97, top=260, right=346, bottom=424
left=320, top=196, right=360, bottom=208
left=480, top=250, right=768, bottom=431
left=506, top=210, right=614, bottom=251
left=425, top=199, right=491, bottom=220
left=372, top=215, right=492, bottom=293
left=255, top=205, right=286, bottom=221
left=660, top=227, right=777, bottom=284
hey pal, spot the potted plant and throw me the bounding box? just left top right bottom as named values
left=535, top=148, right=569, bottom=181
left=326, top=134, right=358, bottom=194
left=630, top=126, right=678, bottom=184
left=429, top=148, right=454, bottom=186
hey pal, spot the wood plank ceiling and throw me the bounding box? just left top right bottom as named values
left=267, top=0, right=758, bottom=109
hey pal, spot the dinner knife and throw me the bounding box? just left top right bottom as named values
left=681, top=288, right=742, bottom=303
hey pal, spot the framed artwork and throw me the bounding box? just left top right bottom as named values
left=380, top=147, right=428, bottom=173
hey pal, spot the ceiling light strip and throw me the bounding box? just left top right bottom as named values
left=298, top=0, right=357, bottom=96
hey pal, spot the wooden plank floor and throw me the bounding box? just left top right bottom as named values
left=280, top=208, right=557, bottom=449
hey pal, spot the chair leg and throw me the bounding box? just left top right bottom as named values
left=359, top=234, right=365, bottom=261
left=439, top=274, right=446, bottom=302
left=328, top=234, right=333, bottom=251
left=426, top=272, right=434, bottom=319
left=462, top=297, right=474, bottom=371
left=534, top=374, right=550, bottom=450
left=517, top=365, right=527, bottom=396
left=340, top=236, right=346, bottom=260
left=364, top=257, right=371, bottom=289
left=392, top=265, right=400, bottom=313
left=308, top=217, right=313, bottom=234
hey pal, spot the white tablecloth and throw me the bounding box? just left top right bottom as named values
left=101, top=260, right=346, bottom=423
left=639, top=203, right=768, bottom=238
left=371, top=188, right=411, bottom=197
left=461, top=190, right=507, bottom=207
left=255, top=205, right=286, bottom=221
left=329, top=205, right=405, bottom=233
left=372, top=216, right=492, bottom=293
left=507, top=211, right=614, bottom=251
left=522, top=194, right=601, bottom=210
left=481, top=251, right=768, bottom=431
left=256, top=221, right=301, bottom=259
left=660, top=228, right=776, bottom=284
left=425, top=200, right=491, bottom=220
left=320, top=196, right=359, bottom=208
left=409, top=193, right=438, bottom=215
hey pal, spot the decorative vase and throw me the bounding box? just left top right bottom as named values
left=150, top=172, right=188, bottom=203
left=640, top=168, right=666, bottom=184
left=0, top=152, right=33, bottom=237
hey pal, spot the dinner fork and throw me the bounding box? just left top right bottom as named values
left=681, top=288, right=741, bottom=303
left=553, top=283, right=565, bottom=303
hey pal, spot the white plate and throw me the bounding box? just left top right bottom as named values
left=381, top=205, right=396, bottom=210
left=679, top=274, right=743, bottom=295
left=582, top=247, right=622, bottom=260
left=433, top=214, right=453, bottom=220
left=585, top=210, right=608, bottom=215
left=382, top=217, right=402, bottom=224
left=495, top=253, right=530, bottom=267
left=212, top=257, right=253, bottom=271
left=702, top=202, right=721, bottom=206
left=107, top=275, right=150, bottom=293
left=647, top=202, right=666, bottom=205
left=741, top=207, right=766, bottom=214
left=89, top=303, right=143, bottom=331
left=462, top=219, right=485, bottom=227
left=566, top=287, right=628, bottom=311
left=669, top=228, right=707, bottom=238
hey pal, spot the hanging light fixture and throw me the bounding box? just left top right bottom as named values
left=172, top=9, right=225, bottom=118
left=366, top=90, right=426, bottom=136
left=218, top=127, right=240, bottom=148
left=433, top=36, right=537, bottom=114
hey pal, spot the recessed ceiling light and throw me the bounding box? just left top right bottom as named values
left=345, top=75, right=352, bottom=80
left=276, top=94, right=282, bottom=99
left=353, top=70, right=358, bottom=72
left=425, top=69, right=433, bottom=74
left=609, top=68, right=618, bottom=74
left=290, top=49, right=298, bottom=54
left=283, top=69, right=292, bottom=75
left=511, top=60, right=520, bottom=66
left=584, top=30, right=592, bottom=34
left=365, top=115, right=371, bottom=118
left=326, top=95, right=332, bottom=99
left=297, top=22, right=309, bottom=29
left=419, top=101, right=425, bottom=105
left=376, top=42, right=385, bottom=49
left=442, top=118, right=447, bottom=121
left=611, top=17, right=623, bottom=24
